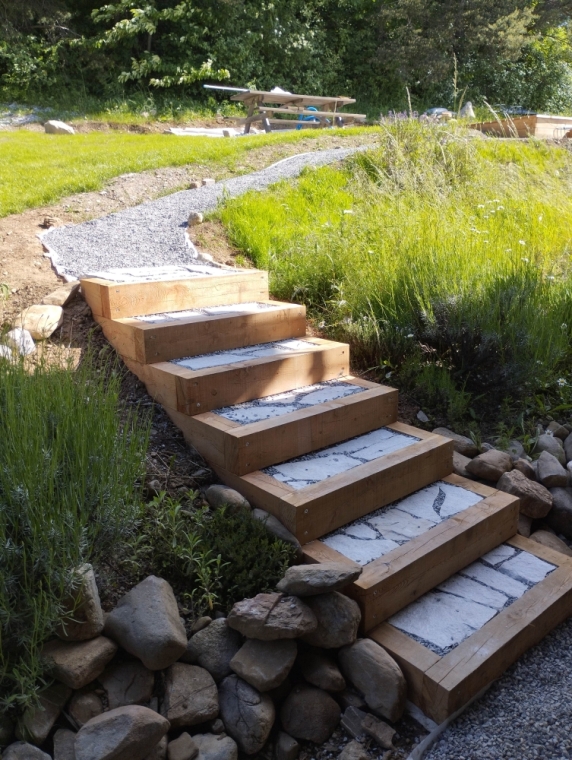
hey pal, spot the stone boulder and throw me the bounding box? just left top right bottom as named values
left=42, top=636, right=117, bottom=689
left=99, top=660, right=155, bottom=709
left=496, top=470, right=553, bottom=519
left=144, top=736, right=167, bottom=760
left=14, top=304, right=64, bottom=340
left=298, top=650, right=345, bottom=692
left=362, top=714, right=395, bottom=749
left=518, top=514, right=532, bottom=537
left=252, top=509, right=302, bottom=558
left=466, top=450, right=512, bottom=481
left=57, top=563, right=104, bottom=641
left=193, top=734, right=238, bottom=760
left=45, top=120, right=75, bottom=134
left=68, top=690, right=104, bottom=727
left=182, top=618, right=242, bottom=681
left=104, top=576, right=187, bottom=670
left=276, top=563, right=362, bottom=596
left=301, top=593, right=361, bottom=649
left=547, top=421, right=569, bottom=440
left=5, top=328, right=35, bottom=356
left=74, top=705, right=169, bottom=760
left=227, top=593, right=316, bottom=640
left=53, top=728, right=77, bottom=760
left=452, top=451, right=472, bottom=479
left=42, top=281, right=80, bottom=307
left=564, top=432, right=572, bottom=463
left=280, top=685, right=341, bottom=744
left=205, top=485, right=250, bottom=513
left=3, top=742, right=51, bottom=760
left=530, top=530, right=572, bottom=557
left=339, top=639, right=406, bottom=722
left=432, top=428, right=478, bottom=457
left=536, top=451, right=568, bottom=488
left=546, top=488, right=572, bottom=538
left=161, top=663, right=218, bottom=728
left=513, top=459, right=536, bottom=480
left=230, top=639, right=297, bottom=691
left=168, top=732, right=198, bottom=760
left=218, top=675, right=275, bottom=755
left=275, top=732, right=299, bottom=760
left=16, top=682, right=72, bottom=745
left=535, top=434, right=566, bottom=465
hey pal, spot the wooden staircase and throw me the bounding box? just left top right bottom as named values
left=82, top=265, right=572, bottom=725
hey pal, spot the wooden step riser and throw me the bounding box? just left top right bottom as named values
left=212, top=429, right=454, bottom=542
left=370, top=536, right=572, bottom=724
left=123, top=339, right=349, bottom=415
left=165, top=382, right=398, bottom=475
left=96, top=302, right=306, bottom=364
left=303, top=476, right=519, bottom=630
left=82, top=271, right=269, bottom=319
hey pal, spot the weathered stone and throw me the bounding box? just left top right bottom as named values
left=74, top=705, right=169, bottom=760
left=42, top=281, right=81, bottom=307
left=452, top=451, right=472, bottom=479
left=546, top=487, right=572, bottom=538
left=497, top=470, right=553, bottom=519
left=506, top=440, right=526, bottom=460
left=5, top=328, right=35, bottom=356
left=45, top=119, right=75, bottom=135
left=190, top=616, right=212, bottom=634
left=193, top=734, right=238, bottom=760
left=298, top=650, right=345, bottom=692
left=362, top=714, right=395, bottom=749
left=99, top=660, right=155, bottom=709
left=68, top=691, right=104, bottom=727
left=104, top=576, right=187, bottom=670
left=547, top=421, right=569, bottom=440
left=3, top=742, right=51, bottom=760
left=230, top=639, right=296, bottom=691
left=252, top=509, right=302, bottom=558
left=0, top=715, right=14, bottom=745
left=339, top=639, right=406, bottom=722
left=432, top=428, right=478, bottom=457
left=205, top=485, right=250, bottom=513
left=301, top=593, right=361, bottom=649
left=208, top=719, right=225, bottom=735
left=168, top=732, right=198, bottom=760
left=161, top=663, right=218, bottom=728
left=144, top=736, right=168, bottom=760
left=535, top=434, right=566, bottom=465
left=58, top=564, right=104, bottom=642
left=42, top=636, right=117, bottom=689
left=183, top=619, right=242, bottom=681
left=530, top=530, right=572, bottom=557
left=536, top=451, right=568, bottom=488
left=276, top=563, right=362, bottom=596
left=218, top=675, right=275, bottom=755
left=187, top=212, right=204, bottom=227
left=202, top=178, right=216, bottom=186
left=466, top=450, right=512, bottom=481
left=565, top=432, right=572, bottom=463
left=227, top=593, right=317, bottom=640
left=337, top=689, right=367, bottom=713
left=275, top=732, right=299, bottom=760
left=340, top=706, right=367, bottom=741
left=14, top=304, right=63, bottom=339
left=338, top=741, right=368, bottom=760
left=514, top=458, right=536, bottom=480
left=53, top=728, right=77, bottom=760
left=16, top=682, right=72, bottom=745
left=280, top=685, right=340, bottom=744
left=517, top=514, right=532, bottom=538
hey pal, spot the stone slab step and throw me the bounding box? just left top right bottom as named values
left=80, top=266, right=268, bottom=319
left=95, top=300, right=306, bottom=364
left=166, top=377, right=398, bottom=475
left=302, top=474, right=519, bottom=630
left=123, top=337, right=350, bottom=415
left=211, top=422, right=454, bottom=542
left=369, top=535, right=572, bottom=723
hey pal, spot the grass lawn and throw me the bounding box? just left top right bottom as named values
left=2, top=127, right=377, bottom=217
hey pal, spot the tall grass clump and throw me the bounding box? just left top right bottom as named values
left=220, top=121, right=572, bottom=423
left=0, top=351, right=149, bottom=711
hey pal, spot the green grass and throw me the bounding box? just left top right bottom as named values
left=1, top=127, right=377, bottom=218
left=219, top=122, right=572, bottom=427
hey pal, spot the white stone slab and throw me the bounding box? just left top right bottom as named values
left=460, top=562, right=529, bottom=598
left=322, top=533, right=400, bottom=565
left=499, top=553, right=555, bottom=584
left=221, top=405, right=299, bottom=424
left=480, top=545, right=517, bottom=566
left=86, top=264, right=239, bottom=282
left=271, top=454, right=359, bottom=485
left=437, top=575, right=509, bottom=611
left=438, top=483, right=483, bottom=517
left=344, top=523, right=379, bottom=539
left=136, top=302, right=277, bottom=323
left=367, top=509, right=438, bottom=541
left=172, top=339, right=315, bottom=372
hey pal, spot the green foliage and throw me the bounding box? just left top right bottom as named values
left=220, top=121, right=572, bottom=424
left=0, top=350, right=149, bottom=711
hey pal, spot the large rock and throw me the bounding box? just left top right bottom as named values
left=298, top=650, right=345, bottom=692
left=513, top=458, right=536, bottom=480
left=227, top=593, right=316, bottom=640
left=530, top=530, right=572, bottom=557
left=99, top=660, right=155, bottom=709
left=144, top=736, right=167, bottom=760
left=275, top=732, right=299, bottom=760
left=338, top=639, right=406, bottom=722
left=547, top=421, right=569, bottom=440
left=53, top=728, right=77, bottom=760
left=14, top=304, right=63, bottom=339
left=546, top=488, right=572, bottom=538
left=536, top=451, right=568, bottom=488
left=466, top=450, right=512, bottom=481
left=5, top=328, right=35, bottom=356
left=452, top=451, right=472, bottom=479
left=3, top=742, right=51, bottom=760
left=518, top=514, right=532, bottom=537
left=193, top=734, right=238, bottom=760
left=432, top=428, right=478, bottom=457
left=58, top=563, right=104, bottom=641
left=45, top=119, right=75, bottom=135
left=42, top=281, right=80, bottom=307
left=280, top=685, right=341, bottom=744
left=301, top=593, right=361, bottom=649
left=564, top=432, right=572, bottom=463
left=16, top=682, right=72, bottom=745
left=230, top=639, right=296, bottom=691
left=362, top=714, right=395, bottom=749
left=104, top=576, right=187, bottom=670
left=276, top=563, right=362, bottom=596
left=183, top=619, right=242, bottom=681
left=497, top=470, right=553, bottom=518
left=42, top=636, right=118, bottom=689
left=74, top=705, right=169, bottom=760
left=218, top=675, right=275, bottom=755
left=68, top=690, right=104, bottom=727
left=167, top=733, right=198, bottom=760
left=506, top=440, right=526, bottom=460
left=161, top=664, right=218, bottom=728
left=205, top=485, right=250, bottom=513
left=252, top=509, right=302, bottom=558
left=535, top=434, right=566, bottom=465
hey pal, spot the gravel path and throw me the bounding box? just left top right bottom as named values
left=42, top=146, right=364, bottom=278
left=424, top=616, right=572, bottom=760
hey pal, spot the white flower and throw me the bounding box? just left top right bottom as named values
left=557, top=378, right=567, bottom=387
left=338, top=300, right=347, bottom=307
left=519, top=240, right=526, bottom=246
left=343, top=209, right=354, bottom=215
left=522, top=257, right=529, bottom=263
left=407, top=333, right=414, bottom=338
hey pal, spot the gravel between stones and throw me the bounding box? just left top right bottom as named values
left=42, top=146, right=365, bottom=279
left=424, top=616, right=572, bottom=760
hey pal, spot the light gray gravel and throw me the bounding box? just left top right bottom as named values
left=42, top=146, right=365, bottom=279
left=424, top=616, right=572, bottom=760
